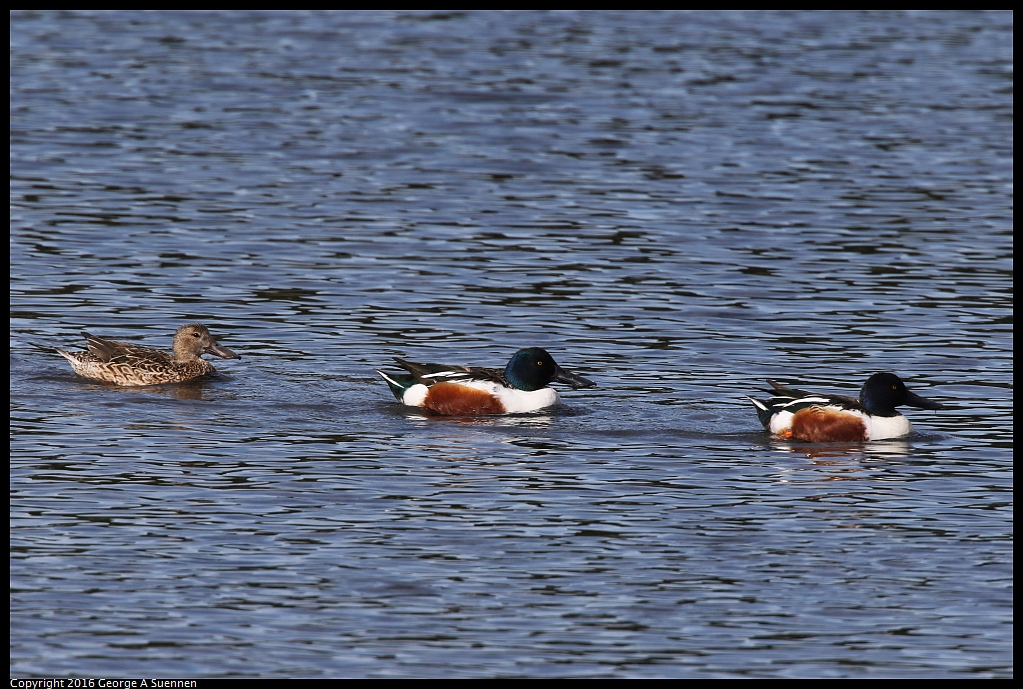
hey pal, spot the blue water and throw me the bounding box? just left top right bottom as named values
left=10, top=10, right=1012, bottom=678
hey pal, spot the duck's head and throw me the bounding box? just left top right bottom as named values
left=174, top=323, right=240, bottom=362
left=504, top=347, right=595, bottom=392
left=860, top=372, right=942, bottom=416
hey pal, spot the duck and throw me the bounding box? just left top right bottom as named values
left=377, top=347, right=595, bottom=415
left=748, top=372, right=943, bottom=442
left=53, top=323, right=240, bottom=386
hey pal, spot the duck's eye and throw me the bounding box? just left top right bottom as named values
left=192, top=332, right=201, bottom=338
left=537, top=361, right=543, bottom=366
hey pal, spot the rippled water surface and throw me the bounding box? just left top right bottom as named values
left=10, top=10, right=1012, bottom=678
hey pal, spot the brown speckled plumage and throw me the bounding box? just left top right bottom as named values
left=56, top=323, right=239, bottom=386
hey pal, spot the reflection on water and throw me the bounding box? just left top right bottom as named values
left=769, top=439, right=913, bottom=461
left=11, top=9, right=1012, bottom=679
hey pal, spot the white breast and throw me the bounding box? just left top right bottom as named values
left=493, top=384, right=560, bottom=413
left=862, top=414, right=912, bottom=440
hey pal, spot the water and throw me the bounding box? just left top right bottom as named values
left=10, top=10, right=1013, bottom=678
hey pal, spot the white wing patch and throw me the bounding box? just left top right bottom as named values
left=780, top=396, right=832, bottom=409
left=421, top=370, right=467, bottom=380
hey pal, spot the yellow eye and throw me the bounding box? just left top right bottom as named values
left=537, top=361, right=543, bottom=366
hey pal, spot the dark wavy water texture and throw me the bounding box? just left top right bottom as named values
left=10, top=10, right=1012, bottom=678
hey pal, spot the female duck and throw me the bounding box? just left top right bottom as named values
left=56, top=323, right=239, bottom=386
